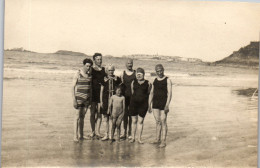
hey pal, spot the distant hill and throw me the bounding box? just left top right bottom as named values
left=54, top=50, right=88, bottom=57
left=5, top=47, right=35, bottom=53
left=214, top=42, right=259, bottom=67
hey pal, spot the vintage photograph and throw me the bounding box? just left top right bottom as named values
left=2, top=0, right=259, bottom=167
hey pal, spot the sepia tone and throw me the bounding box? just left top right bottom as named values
left=2, top=0, right=259, bottom=167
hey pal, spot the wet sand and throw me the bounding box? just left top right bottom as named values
left=2, top=73, right=258, bottom=167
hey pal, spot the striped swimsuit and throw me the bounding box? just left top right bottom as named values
left=75, top=71, right=92, bottom=107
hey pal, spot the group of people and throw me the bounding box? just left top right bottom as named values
left=72, top=53, right=172, bottom=148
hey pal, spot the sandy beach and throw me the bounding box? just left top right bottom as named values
left=1, top=51, right=258, bottom=167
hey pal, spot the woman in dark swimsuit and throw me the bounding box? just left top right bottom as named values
left=129, top=68, right=151, bottom=144
left=148, top=64, right=172, bottom=148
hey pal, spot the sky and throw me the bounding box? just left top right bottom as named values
left=4, top=0, right=260, bottom=61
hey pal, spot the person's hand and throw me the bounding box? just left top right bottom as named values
left=164, top=105, right=169, bottom=113
left=100, top=102, right=103, bottom=108
left=73, top=99, right=78, bottom=109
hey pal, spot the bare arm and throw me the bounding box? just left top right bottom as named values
left=164, top=78, right=172, bottom=113
left=120, top=71, right=124, bottom=83
left=72, top=71, right=79, bottom=108
left=131, top=81, right=134, bottom=95
left=108, top=95, right=113, bottom=115
left=100, top=85, right=104, bottom=107
left=122, top=97, right=125, bottom=114
left=148, top=81, right=154, bottom=113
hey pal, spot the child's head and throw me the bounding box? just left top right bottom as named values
left=106, top=64, right=115, bottom=76
left=136, top=67, right=145, bottom=81
left=115, top=85, right=122, bottom=96
left=83, top=58, right=93, bottom=72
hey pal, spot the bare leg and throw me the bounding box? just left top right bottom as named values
left=122, top=109, right=128, bottom=138
left=129, top=116, right=137, bottom=143
left=79, top=107, right=87, bottom=139
left=159, top=110, right=168, bottom=148
left=110, top=118, right=117, bottom=143
left=74, top=108, right=82, bottom=142
left=101, top=115, right=109, bottom=140
left=95, top=103, right=102, bottom=137
left=151, top=109, right=161, bottom=144
left=117, top=128, right=120, bottom=142
left=90, top=102, right=96, bottom=136
left=137, top=116, right=144, bottom=144
left=128, top=115, right=132, bottom=138
left=109, top=116, right=113, bottom=139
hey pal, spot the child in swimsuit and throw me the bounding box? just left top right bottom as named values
left=108, top=86, right=125, bottom=143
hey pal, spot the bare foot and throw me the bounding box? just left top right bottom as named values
left=101, top=135, right=109, bottom=141
left=89, top=132, right=95, bottom=138
left=96, top=134, right=103, bottom=139
left=79, top=136, right=91, bottom=140
left=110, top=139, right=115, bottom=144
left=73, top=138, right=79, bottom=142
left=150, top=139, right=161, bottom=144
left=129, top=139, right=135, bottom=143
left=128, top=136, right=133, bottom=140
left=138, top=139, right=144, bottom=144
left=120, top=134, right=126, bottom=140
left=159, top=142, right=166, bottom=148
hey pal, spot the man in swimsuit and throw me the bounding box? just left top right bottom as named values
left=72, top=58, right=93, bottom=142
left=90, top=53, right=106, bottom=138
left=148, top=64, right=172, bottom=148
left=120, top=59, right=135, bottom=140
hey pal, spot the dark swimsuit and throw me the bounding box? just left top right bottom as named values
left=92, top=67, right=106, bottom=103
left=101, top=76, right=121, bottom=115
left=152, top=77, right=168, bottom=110
left=122, top=70, right=136, bottom=107
left=129, top=79, right=149, bottom=118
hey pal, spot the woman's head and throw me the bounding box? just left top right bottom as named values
left=82, top=58, right=93, bottom=71
left=106, top=64, right=115, bottom=76
left=93, top=53, right=102, bottom=67
left=136, top=67, right=145, bottom=81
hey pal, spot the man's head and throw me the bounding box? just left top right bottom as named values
left=136, top=67, right=145, bottom=81
left=106, top=64, right=115, bottom=76
left=125, top=59, right=133, bottom=70
left=155, top=64, right=164, bottom=78
left=82, top=58, right=93, bottom=71
left=93, top=53, right=102, bottom=67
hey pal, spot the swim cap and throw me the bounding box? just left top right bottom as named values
left=136, top=67, right=145, bottom=75
left=155, top=64, right=164, bottom=70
